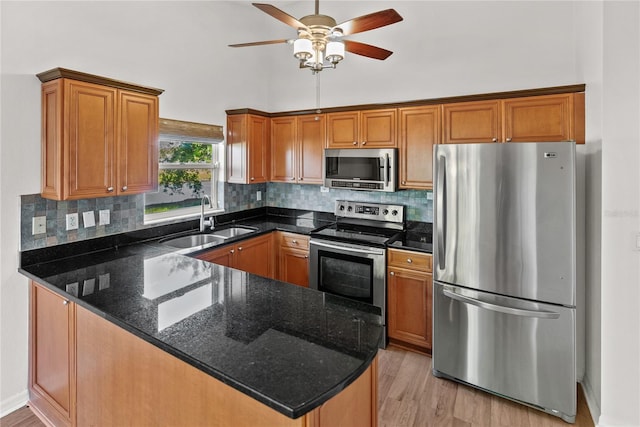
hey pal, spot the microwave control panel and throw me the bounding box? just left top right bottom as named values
left=334, top=200, right=405, bottom=224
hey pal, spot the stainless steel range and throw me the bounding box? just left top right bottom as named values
left=309, top=200, right=405, bottom=348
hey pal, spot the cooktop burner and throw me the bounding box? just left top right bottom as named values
left=311, top=200, right=406, bottom=247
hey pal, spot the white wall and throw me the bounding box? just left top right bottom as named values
left=4, top=2, right=639, bottom=426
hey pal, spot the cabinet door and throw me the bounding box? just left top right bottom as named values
left=226, top=115, right=247, bottom=183
left=195, top=245, right=234, bottom=267
left=235, top=233, right=274, bottom=278
left=29, top=282, right=76, bottom=427
left=360, top=108, right=397, bottom=148
left=297, top=114, right=325, bottom=184
left=117, top=91, right=158, bottom=195
left=387, top=268, right=432, bottom=351
left=327, top=111, right=359, bottom=148
left=502, top=93, right=575, bottom=143
left=248, top=115, right=270, bottom=183
left=442, top=100, right=501, bottom=144
left=66, top=79, right=116, bottom=199
left=279, top=247, right=309, bottom=287
left=398, top=106, right=440, bottom=189
left=271, top=117, right=296, bottom=183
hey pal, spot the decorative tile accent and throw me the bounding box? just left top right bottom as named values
left=266, top=183, right=433, bottom=222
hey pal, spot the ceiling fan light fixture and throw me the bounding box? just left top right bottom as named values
left=293, top=38, right=313, bottom=60
left=325, top=41, right=345, bottom=64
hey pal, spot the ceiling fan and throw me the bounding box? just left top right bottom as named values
left=229, top=0, right=403, bottom=73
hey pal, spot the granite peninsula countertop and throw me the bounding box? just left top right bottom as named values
left=19, top=210, right=383, bottom=419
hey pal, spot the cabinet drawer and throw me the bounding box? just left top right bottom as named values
left=279, top=232, right=309, bottom=250
left=388, top=249, right=432, bottom=272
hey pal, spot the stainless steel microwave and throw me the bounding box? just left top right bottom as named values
left=323, top=148, right=397, bottom=192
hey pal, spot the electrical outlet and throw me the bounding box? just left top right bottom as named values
left=32, top=216, right=46, bottom=235
left=66, top=213, right=79, bottom=231
left=99, top=209, right=110, bottom=225
left=320, top=186, right=330, bottom=193
left=256, top=190, right=262, bottom=201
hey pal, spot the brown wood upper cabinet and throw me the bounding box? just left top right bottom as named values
left=29, top=281, right=76, bottom=427
left=327, top=109, right=397, bottom=148
left=227, top=114, right=270, bottom=184
left=40, top=76, right=160, bottom=200
left=442, top=93, right=584, bottom=144
left=271, top=115, right=325, bottom=184
left=398, top=106, right=441, bottom=190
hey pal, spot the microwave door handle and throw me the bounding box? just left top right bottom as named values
left=384, top=153, right=390, bottom=186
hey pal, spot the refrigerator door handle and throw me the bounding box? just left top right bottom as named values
left=436, top=155, right=447, bottom=270
left=442, top=288, right=561, bottom=319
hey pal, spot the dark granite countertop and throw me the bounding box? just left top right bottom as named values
left=19, top=209, right=381, bottom=419
left=388, top=221, right=433, bottom=254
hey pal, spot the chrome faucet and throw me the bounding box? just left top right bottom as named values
left=200, top=194, right=214, bottom=232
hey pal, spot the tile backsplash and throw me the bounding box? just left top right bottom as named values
left=20, top=183, right=432, bottom=250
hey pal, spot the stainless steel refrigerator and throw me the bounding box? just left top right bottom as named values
left=432, top=142, right=577, bottom=423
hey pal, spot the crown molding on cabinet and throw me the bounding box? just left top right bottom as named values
left=37, top=67, right=164, bottom=96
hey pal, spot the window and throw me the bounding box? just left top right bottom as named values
left=144, top=137, right=223, bottom=222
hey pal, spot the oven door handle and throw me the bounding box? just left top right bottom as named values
left=311, top=240, right=384, bottom=256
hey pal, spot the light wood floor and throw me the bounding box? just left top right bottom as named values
left=1, top=347, right=594, bottom=427
left=378, top=346, right=594, bottom=427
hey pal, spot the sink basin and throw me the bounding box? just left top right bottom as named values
left=209, top=226, right=257, bottom=239
left=161, top=234, right=227, bottom=249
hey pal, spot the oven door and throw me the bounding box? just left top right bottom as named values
left=309, top=238, right=385, bottom=315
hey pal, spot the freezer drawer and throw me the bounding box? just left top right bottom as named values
left=432, top=281, right=576, bottom=423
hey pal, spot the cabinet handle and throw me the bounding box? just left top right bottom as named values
left=107, top=187, right=114, bottom=192
left=122, top=186, right=128, bottom=192
left=352, top=141, right=358, bottom=146
left=362, top=141, right=367, bottom=145
left=62, top=300, right=69, bottom=305
left=506, top=137, right=512, bottom=142
left=407, top=258, right=413, bottom=263
left=390, top=271, right=395, bottom=276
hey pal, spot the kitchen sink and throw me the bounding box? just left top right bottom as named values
left=209, top=226, right=258, bottom=239
left=161, top=234, right=227, bottom=249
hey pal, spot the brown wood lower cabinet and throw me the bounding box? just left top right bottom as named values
left=29, top=282, right=76, bottom=427
left=195, top=233, right=275, bottom=279
left=276, top=232, right=309, bottom=287
left=29, top=279, right=377, bottom=426
left=387, top=249, right=433, bottom=354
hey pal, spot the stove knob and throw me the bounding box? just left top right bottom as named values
left=382, top=209, right=389, bottom=215
left=391, top=210, right=398, bottom=216
left=347, top=206, right=353, bottom=212
left=339, top=205, right=345, bottom=211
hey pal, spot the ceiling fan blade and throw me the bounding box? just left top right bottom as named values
left=229, top=39, right=290, bottom=48
left=343, top=40, right=393, bottom=60
left=335, top=9, right=403, bottom=36
left=252, top=3, right=307, bottom=30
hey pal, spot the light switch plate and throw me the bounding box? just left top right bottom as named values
left=83, top=211, right=96, bottom=228
left=99, top=209, right=110, bottom=225
left=256, top=190, right=262, bottom=201
left=66, top=213, right=79, bottom=231
left=32, top=216, right=46, bottom=235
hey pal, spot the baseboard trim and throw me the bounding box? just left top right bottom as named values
left=0, top=389, right=28, bottom=418
left=580, top=379, right=601, bottom=426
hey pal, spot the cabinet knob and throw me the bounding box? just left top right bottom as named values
left=122, top=186, right=128, bottom=191
left=290, top=177, right=295, bottom=180
left=292, top=240, right=298, bottom=244
left=362, top=141, right=367, bottom=145
left=506, top=137, right=512, bottom=142
left=62, top=300, right=69, bottom=305
left=107, top=187, right=114, bottom=192
left=390, top=271, right=395, bottom=276
left=492, top=137, right=498, bottom=142
left=299, top=177, right=303, bottom=181
left=250, top=177, right=255, bottom=181
left=407, top=258, right=413, bottom=263
left=238, top=247, right=243, bottom=251
left=305, top=255, right=309, bottom=259
left=402, top=181, right=406, bottom=185
left=230, top=249, right=234, bottom=254
left=352, top=141, right=357, bottom=146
